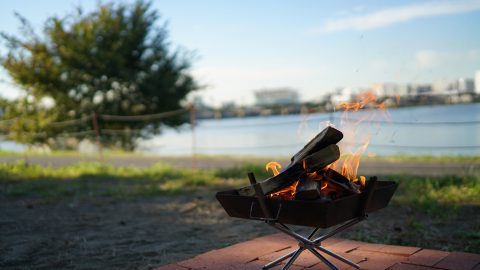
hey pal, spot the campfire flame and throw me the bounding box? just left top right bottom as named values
left=267, top=179, right=299, bottom=200
left=265, top=90, right=388, bottom=200
left=266, top=161, right=282, bottom=176
left=335, top=90, right=388, bottom=184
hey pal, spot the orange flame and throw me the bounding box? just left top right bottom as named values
left=265, top=161, right=282, bottom=176
left=268, top=179, right=299, bottom=200
left=335, top=89, right=389, bottom=186
left=337, top=91, right=378, bottom=111
left=339, top=139, right=369, bottom=183
left=321, top=182, right=328, bottom=190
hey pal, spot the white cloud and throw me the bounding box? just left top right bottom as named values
left=315, top=0, right=480, bottom=33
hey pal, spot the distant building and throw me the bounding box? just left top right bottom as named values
left=475, top=70, right=480, bottom=94
left=330, top=87, right=353, bottom=105
left=456, top=78, right=475, bottom=93
left=445, top=78, right=475, bottom=94
left=432, top=80, right=450, bottom=94
left=378, top=83, right=411, bottom=96
left=415, top=84, right=432, bottom=95
left=254, top=87, right=299, bottom=106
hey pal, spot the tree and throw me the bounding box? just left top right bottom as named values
left=0, top=1, right=198, bottom=150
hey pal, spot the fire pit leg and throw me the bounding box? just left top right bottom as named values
left=306, top=246, right=340, bottom=270
left=262, top=248, right=298, bottom=269
left=281, top=248, right=304, bottom=270
left=263, top=226, right=321, bottom=270
left=263, top=219, right=363, bottom=270
left=315, top=245, right=360, bottom=269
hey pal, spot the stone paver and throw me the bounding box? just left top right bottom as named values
left=406, top=249, right=450, bottom=266
left=434, top=252, right=480, bottom=270
left=152, top=233, right=480, bottom=270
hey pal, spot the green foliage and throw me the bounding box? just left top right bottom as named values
left=214, top=163, right=271, bottom=180
left=0, top=1, right=197, bottom=150
left=0, top=161, right=245, bottom=199
left=390, top=175, right=480, bottom=208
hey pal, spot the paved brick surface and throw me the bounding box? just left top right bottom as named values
left=406, top=249, right=450, bottom=266
left=434, top=252, right=480, bottom=270
left=152, top=233, right=480, bottom=270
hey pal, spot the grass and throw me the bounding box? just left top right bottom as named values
left=1, top=161, right=479, bottom=252
left=1, top=149, right=479, bottom=163
left=340, top=174, right=480, bottom=253
left=0, top=161, right=247, bottom=200
left=391, top=174, right=480, bottom=209
left=364, top=154, right=480, bottom=163
left=1, top=161, right=479, bottom=203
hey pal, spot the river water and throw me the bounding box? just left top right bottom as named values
left=138, top=103, right=480, bottom=156
left=2, top=103, right=479, bottom=156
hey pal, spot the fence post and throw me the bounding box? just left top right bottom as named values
left=91, top=111, right=103, bottom=161
left=189, top=105, right=197, bottom=169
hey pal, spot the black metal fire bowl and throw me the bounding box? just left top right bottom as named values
left=216, top=180, right=397, bottom=228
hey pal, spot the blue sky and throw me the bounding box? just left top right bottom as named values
left=1, top=0, right=479, bottom=106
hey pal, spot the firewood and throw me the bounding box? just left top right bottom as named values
left=294, top=179, right=321, bottom=200
left=238, top=127, right=344, bottom=197
left=302, top=144, right=340, bottom=173
left=237, top=149, right=340, bottom=197
left=322, top=169, right=361, bottom=194
left=290, top=126, right=343, bottom=164
left=237, top=164, right=305, bottom=196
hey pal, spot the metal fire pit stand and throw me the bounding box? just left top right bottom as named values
left=247, top=173, right=377, bottom=270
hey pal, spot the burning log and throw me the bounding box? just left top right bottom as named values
left=294, top=178, right=322, bottom=200
left=294, top=168, right=361, bottom=201
left=302, top=144, right=340, bottom=173
left=237, top=142, right=341, bottom=197
left=238, top=127, right=343, bottom=197
left=291, top=126, right=343, bottom=164
left=323, top=169, right=361, bottom=194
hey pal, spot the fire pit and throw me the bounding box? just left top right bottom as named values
left=216, top=127, right=397, bottom=270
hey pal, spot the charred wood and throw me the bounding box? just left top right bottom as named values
left=294, top=179, right=321, bottom=200
left=322, top=169, right=361, bottom=194
left=237, top=127, right=344, bottom=197
left=291, top=126, right=343, bottom=164
left=302, top=144, right=340, bottom=173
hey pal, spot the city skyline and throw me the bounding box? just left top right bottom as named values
left=0, top=0, right=480, bottom=106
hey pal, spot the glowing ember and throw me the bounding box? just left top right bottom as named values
left=320, top=182, right=328, bottom=190
left=268, top=179, right=299, bottom=200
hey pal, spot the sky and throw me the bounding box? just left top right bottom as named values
left=0, top=0, right=479, bottom=107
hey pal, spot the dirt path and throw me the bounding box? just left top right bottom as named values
left=0, top=192, right=274, bottom=270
